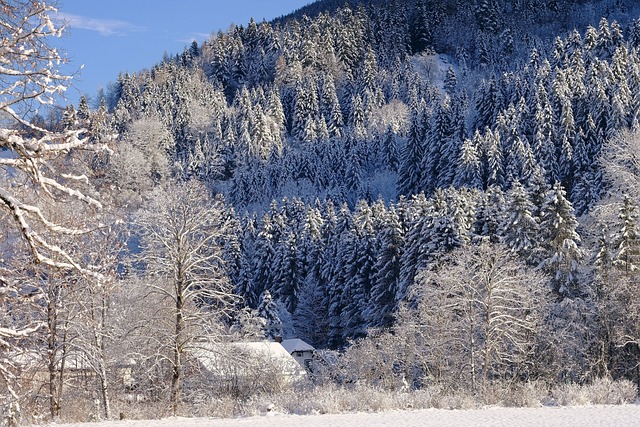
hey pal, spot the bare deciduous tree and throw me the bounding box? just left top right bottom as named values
left=59, top=224, right=127, bottom=420
left=601, top=129, right=640, bottom=201
left=594, top=130, right=640, bottom=384
left=0, top=2, right=109, bottom=422
left=0, top=262, right=43, bottom=425
left=0, top=0, right=109, bottom=275
left=131, top=180, right=239, bottom=415
left=105, top=117, right=172, bottom=208
left=411, top=242, right=549, bottom=392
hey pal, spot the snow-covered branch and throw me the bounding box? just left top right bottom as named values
left=0, top=0, right=109, bottom=277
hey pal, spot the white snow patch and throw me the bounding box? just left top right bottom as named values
left=40, top=404, right=640, bottom=427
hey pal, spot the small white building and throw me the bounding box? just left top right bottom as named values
left=192, top=340, right=307, bottom=384
left=280, top=338, right=315, bottom=371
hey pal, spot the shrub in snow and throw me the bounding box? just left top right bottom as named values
left=552, top=377, right=638, bottom=406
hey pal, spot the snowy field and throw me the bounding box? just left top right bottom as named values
left=46, top=404, right=640, bottom=427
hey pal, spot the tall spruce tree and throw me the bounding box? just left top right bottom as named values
left=502, top=182, right=540, bottom=261
left=538, top=182, right=582, bottom=297
left=368, top=206, right=404, bottom=329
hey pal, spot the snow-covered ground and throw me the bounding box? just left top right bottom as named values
left=45, top=404, right=640, bottom=427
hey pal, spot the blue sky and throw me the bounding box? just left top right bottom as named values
left=54, top=1, right=312, bottom=107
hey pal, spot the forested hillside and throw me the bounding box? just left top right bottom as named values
left=3, top=0, right=640, bottom=423
left=77, top=0, right=640, bottom=340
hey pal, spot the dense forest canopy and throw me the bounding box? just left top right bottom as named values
left=3, top=0, right=640, bottom=423
left=72, top=0, right=640, bottom=369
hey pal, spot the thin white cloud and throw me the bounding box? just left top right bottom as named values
left=176, top=32, right=211, bottom=45
left=57, top=12, right=145, bottom=36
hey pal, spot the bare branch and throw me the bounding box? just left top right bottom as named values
left=0, top=0, right=110, bottom=277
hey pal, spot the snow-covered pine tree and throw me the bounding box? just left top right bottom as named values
left=257, top=290, right=284, bottom=339
left=326, top=203, right=354, bottom=348
left=502, top=181, right=540, bottom=262
left=398, top=193, right=431, bottom=302
left=474, top=185, right=505, bottom=242
left=537, top=182, right=583, bottom=297
left=397, top=101, right=426, bottom=197
left=368, top=206, right=404, bottom=329
left=341, top=200, right=377, bottom=340
left=484, top=128, right=505, bottom=188
left=271, top=231, right=301, bottom=314
left=455, top=131, right=483, bottom=189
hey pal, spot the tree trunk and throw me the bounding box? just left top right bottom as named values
left=170, top=279, right=184, bottom=416
left=482, top=285, right=494, bottom=392
left=96, top=292, right=111, bottom=419
left=98, top=361, right=111, bottom=420
left=468, top=298, right=477, bottom=393
left=47, top=285, right=61, bottom=419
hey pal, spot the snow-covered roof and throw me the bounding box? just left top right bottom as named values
left=191, top=340, right=306, bottom=380
left=280, top=338, right=315, bottom=354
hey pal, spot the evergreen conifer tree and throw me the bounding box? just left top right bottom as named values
left=257, top=290, right=284, bottom=339
left=502, top=182, right=540, bottom=261
left=538, top=182, right=582, bottom=296
left=368, top=206, right=404, bottom=328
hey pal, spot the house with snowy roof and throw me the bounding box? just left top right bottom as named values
left=191, top=340, right=307, bottom=387
left=279, top=338, right=316, bottom=371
